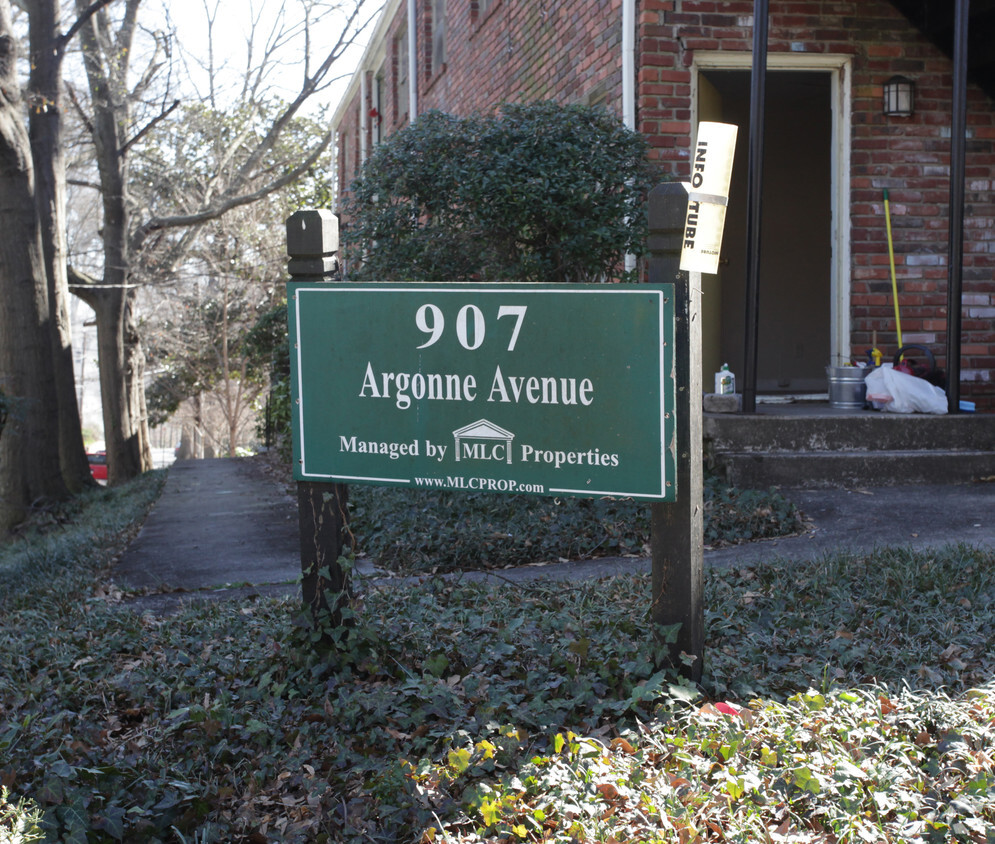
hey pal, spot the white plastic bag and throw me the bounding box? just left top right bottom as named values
left=864, top=365, right=947, bottom=414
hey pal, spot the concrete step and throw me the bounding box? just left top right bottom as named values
left=714, top=448, right=995, bottom=489
left=704, top=411, right=994, bottom=454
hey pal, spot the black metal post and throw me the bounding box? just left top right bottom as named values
left=945, top=0, right=969, bottom=413
left=742, top=0, right=769, bottom=413
left=648, top=183, right=704, bottom=683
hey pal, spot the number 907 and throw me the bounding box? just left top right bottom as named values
left=415, top=304, right=527, bottom=352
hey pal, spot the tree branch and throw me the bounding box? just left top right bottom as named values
left=68, top=265, right=138, bottom=299
left=132, top=130, right=331, bottom=248
left=68, top=177, right=102, bottom=190
left=231, top=1, right=378, bottom=189
left=61, top=0, right=116, bottom=48
left=64, top=81, right=91, bottom=127
left=114, top=0, right=141, bottom=69
left=67, top=265, right=99, bottom=307
left=120, top=98, right=179, bottom=155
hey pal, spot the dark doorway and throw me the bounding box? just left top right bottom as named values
left=699, top=70, right=833, bottom=393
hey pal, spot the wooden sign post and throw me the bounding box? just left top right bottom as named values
left=286, top=190, right=707, bottom=670
left=286, top=210, right=352, bottom=629
left=648, top=183, right=705, bottom=682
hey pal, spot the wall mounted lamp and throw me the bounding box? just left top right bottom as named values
left=883, top=75, right=915, bottom=117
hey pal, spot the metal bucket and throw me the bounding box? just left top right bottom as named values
left=826, top=366, right=867, bottom=409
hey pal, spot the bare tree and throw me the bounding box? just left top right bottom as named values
left=145, top=216, right=278, bottom=457
left=1, top=0, right=121, bottom=528
left=26, top=0, right=112, bottom=492
left=68, top=0, right=377, bottom=482
left=68, top=0, right=159, bottom=482
left=138, top=95, right=333, bottom=456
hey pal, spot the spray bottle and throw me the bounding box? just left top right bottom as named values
left=714, top=363, right=735, bottom=395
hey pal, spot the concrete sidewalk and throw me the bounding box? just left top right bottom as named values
left=113, top=458, right=995, bottom=614
left=114, top=459, right=302, bottom=613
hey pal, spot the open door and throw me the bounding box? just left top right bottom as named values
left=697, top=69, right=835, bottom=394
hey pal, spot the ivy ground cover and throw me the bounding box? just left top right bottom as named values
left=1, top=474, right=993, bottom=842
left=348, top=472, right=805, bottom=573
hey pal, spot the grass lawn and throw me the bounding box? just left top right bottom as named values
left=1, top=472, right=993, bottom=843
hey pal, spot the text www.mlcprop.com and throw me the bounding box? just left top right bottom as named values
left=414, top=476, right=545, bottom=494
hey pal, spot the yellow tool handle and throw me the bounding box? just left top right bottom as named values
left=883, top=189, right=903, bottom=348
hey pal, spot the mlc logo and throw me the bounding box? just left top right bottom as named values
left=452, top=419, right=515, bottom=464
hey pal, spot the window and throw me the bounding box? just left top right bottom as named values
left=373, top=68, right=385, bottom=145
left=429, top=0, right=446, bottom=77
left=339, top=131, right=349, bottom=191
left=394, top=28, right=409, bottom=122
left=355, top=105, right=362, bottom=172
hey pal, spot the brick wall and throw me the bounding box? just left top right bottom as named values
left=336, top=0, right=994, bottom=407
left=335, top=90, right=359, bottom=211
left=640, top=0, right=995, bottom=408
left=336, top=0, right=626, bottom=198
left=422, top=0, right=624, bottom=116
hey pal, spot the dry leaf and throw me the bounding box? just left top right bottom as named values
left=610, top=737, right=636, bottom=755
left=597, top=782, right=619, bottom=801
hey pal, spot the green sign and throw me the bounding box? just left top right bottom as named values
left=288, top=282, right=676, bottom=501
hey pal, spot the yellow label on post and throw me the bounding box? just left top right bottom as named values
left=680, top=122, right=738, bottom=275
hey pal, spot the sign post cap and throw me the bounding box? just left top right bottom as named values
left=286, top=209, right=339, bottom=258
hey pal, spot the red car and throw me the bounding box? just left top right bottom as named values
left=87, top=451, right=107, bottom=482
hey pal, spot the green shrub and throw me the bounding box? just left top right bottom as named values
left=344, top=102, right=657, bottom=283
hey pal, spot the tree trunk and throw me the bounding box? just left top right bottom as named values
left=72, top=278, right=149, bottom=483
left=28, top=0, right=95, bottom=492
left=0, top=0, right=68, bottom=530
left=125, top=289, right=153, bottom=472
left=74, top=0, right=152, bottom=482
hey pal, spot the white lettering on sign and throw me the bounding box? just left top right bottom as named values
left=415, top=303, right=528, bottom=351
left=520, top=444, right=620, bottom=469
left=460, top=441, right=507, bottom=462
left=339, top=436, right=420, bottom=459
left=360, top=301, right=596, bottom=409
left=487, top=366, right=594, bottom=406
left=358, top=361, right=478, bottom=410
left=359, top=362, right=596, bottom=410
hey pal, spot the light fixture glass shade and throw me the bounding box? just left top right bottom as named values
left=883, top=75, right=915, bottom=116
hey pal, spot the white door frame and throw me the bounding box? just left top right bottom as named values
left=691, top=52, right=853, bottom=368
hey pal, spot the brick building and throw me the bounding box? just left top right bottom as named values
left=332, top=0, right=995, bottom=410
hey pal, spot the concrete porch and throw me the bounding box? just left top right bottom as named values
left=704, top=399, right=995, bottom=489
